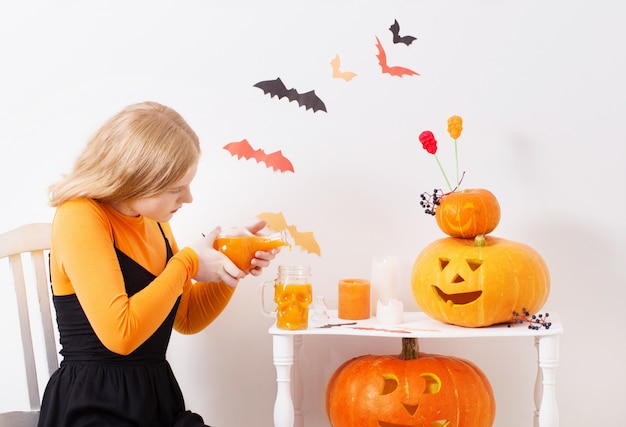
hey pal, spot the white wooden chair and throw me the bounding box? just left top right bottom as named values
left=0, top=223, right=58, bottom=427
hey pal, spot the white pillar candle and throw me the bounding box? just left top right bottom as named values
left=371, top=256, right=399, bottom=305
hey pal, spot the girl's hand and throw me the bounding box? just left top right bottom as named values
left=188, top=226, right=244, bottom=287
left=245, top=219, right=267, bottom=236
left=249, top=247, right=279, bottom=276
left=245, top=219, right=279, bottom=276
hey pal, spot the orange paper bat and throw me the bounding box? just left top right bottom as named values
left=330, top=54, right=357, bottom=82
left=223, top=139, right=294, bottom=173
left=257, top=211, right=321, bottom=256
left=375, top=36, right=419, bottom=78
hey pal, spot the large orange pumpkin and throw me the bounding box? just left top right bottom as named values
left=435, top=189, right=500, bottom=238
left=411, top=234, right=549, bottom=327
left=326, top=338, right=495, bottom=427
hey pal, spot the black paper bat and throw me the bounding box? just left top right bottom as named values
left=254, top=77, right=327, bottom=113
left=389, top=19, right=417, bottom=46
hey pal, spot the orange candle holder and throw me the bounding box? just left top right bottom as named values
left=338, top=278, right=371, bottom=320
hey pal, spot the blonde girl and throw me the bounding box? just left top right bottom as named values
left=39, top=101, right=276, bottom=427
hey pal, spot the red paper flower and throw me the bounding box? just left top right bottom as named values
left=419, top=131, right=437, bottom=154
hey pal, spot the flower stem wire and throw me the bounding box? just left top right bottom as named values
left=454, top=139, right=459, bottom=184
left=434, top=154, right=453, bottom=192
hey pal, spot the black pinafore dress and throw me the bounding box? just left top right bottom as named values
left=39, top=224, right=208, bottom=427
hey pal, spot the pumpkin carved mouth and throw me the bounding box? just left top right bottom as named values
left=378, top=420, right=450, bottom=427
left=433, top=286, right=482, bottom=305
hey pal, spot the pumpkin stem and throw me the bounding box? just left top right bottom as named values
left=400, top=337, right=419, bottom=360
left=474, top=234, right=486, bottom=247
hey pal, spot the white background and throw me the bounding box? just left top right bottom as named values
left=1, top=1, right=624, bottom=426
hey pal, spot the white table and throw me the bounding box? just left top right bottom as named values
left=269, top=310, right=563, bottom=427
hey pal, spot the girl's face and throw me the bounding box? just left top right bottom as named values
left=111, top=165, right=197, bottom=222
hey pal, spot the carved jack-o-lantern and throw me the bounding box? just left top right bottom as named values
left=435, top=189, right=501, bottom=238
left=326, top=338, right=495, bottom=427
left=411, top=234, right=550, bottom=327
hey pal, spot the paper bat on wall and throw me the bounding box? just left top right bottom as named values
left=223, top=139, right=294, bottom=173
left=254, top=77, right=327, bottom=113
left=257, top=211, right=321, bottom=256
left=375, top=36, right=419, bottom=77
left=330, top=54, right=357, bottom=82
left=389, top=19, right=417, bottom=46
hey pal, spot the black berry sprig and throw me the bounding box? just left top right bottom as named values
left=419, top=189, right=443, bottom=216
left=508, top=308, right=552, bottom=330
left=419, top=173, right=465, bottom=216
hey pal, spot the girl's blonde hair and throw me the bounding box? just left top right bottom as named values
left=49, top=101, right=201, bottom=207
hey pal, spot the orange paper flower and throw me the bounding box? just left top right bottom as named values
left=447, top=115, right=463, bottom=139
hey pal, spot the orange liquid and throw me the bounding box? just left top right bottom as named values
left=274, top=283, right=313, bottom=330
left=338, top=279, right=371, bottom=320
left=214, top=235, right=288, bottom=273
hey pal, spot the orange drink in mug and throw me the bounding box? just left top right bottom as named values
left=260, top=265, right=313, bottom=330
left=214, top=228, right=290, bottom=274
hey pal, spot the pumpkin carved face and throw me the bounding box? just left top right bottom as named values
left=326, top=339, right=495, bottom=427
left=411, top=235, right=550, bottom=327
left=435, top=189, right=500, bottom=238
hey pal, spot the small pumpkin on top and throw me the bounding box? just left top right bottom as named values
left=435, top=188, right=500, bottom=238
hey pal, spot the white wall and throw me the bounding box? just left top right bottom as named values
left=1, top=1, right=624, bottom=426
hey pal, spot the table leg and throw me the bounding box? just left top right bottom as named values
left=273, top=334, right=295, bottom=427
left=534, top=335, right=560, bottom=427
left=293, top=335, right=304, bottom=427
left=533, top=341, right=541, bottom=427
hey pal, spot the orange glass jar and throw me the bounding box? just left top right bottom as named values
left=214, top=229, right=289, bottom=273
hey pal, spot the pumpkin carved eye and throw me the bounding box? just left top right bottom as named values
left=381, top=374, right=398, bottom=395
left=439, top=257, right=483, bottom=273
left=421, top=373, right=441, bottom=394
left=467, top=259, right=482, bottom=271
left=380, top=373, right=442, bottom=396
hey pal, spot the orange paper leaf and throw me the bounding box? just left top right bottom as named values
left=223, top=139, right=294, bottom=173
left=257, top=211, right=321, bottom=256
left=330, top=54, right=357, bottom=82
left=375, top=36, right=419, bottom=77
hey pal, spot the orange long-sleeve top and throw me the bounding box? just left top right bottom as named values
left=50, top=198, right=235, bottom=356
